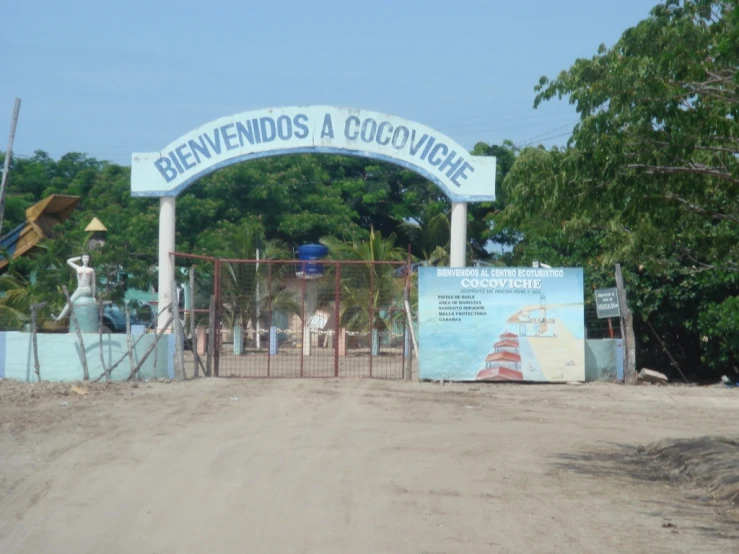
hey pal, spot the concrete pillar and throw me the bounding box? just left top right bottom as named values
left=338, top=328, right=347, bottom=356
left=371, top=328, right=380, bottom=357
left=69, top=297, right=99, bottom=334
left=302, top=325, right=311, bottom=356
left=233, top=325, right=243, bottom=355
left=196, top=325, right=207, bottom=355
left=269, top=326, right=278, bottom=356
left=157, top=197, right=176, bottom=331
left=450, top=202, right=467, bottom=267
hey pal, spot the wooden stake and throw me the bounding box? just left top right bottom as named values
left=97, top=296, right=110, bottom=382
left=91, top=303, right=172, bottom=382
left=615, top=264, right=637, bottom=384
left=403, top=286, right=412, bottom=381
left=63, top=286, right=89, bottom=380
left=125, top=302, right=136, bottom=378
left=128, top=315, right=174, bottom=381
left=404, top=299, right=419, bottom=363
left=0, top=98, right=21, bottom=237
left=30, top=301, right=47, bottom=382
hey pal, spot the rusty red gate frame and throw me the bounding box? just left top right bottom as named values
left=171, top=252, right=413, bottom=379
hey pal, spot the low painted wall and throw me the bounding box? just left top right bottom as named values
left=0, top=332, right=622, bottom=384
left=0, top=331, right=175, bottom=382
left=585, top=339, right=623, bottom=382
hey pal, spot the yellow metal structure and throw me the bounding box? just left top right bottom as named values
left=0, top=194, right=81, bottom=270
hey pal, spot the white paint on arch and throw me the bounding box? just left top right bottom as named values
left=131, top=106, right=496, bottom=203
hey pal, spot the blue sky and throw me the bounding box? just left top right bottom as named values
left=2, top=0, right=657, bottom=166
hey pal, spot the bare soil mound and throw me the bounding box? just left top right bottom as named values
left=639, top=437, right=739, bottom=506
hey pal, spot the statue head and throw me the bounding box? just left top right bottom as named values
left=81, top=253, right=90, bottom=267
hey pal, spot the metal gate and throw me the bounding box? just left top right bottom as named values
left=174, top=254, right=413, bottom=379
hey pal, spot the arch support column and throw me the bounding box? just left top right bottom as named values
left=158, top=196, right=176, bottom=331
left=450, top=202, right=467, bottom=268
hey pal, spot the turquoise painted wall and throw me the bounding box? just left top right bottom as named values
left=0, top=332, right=175, bottom=382
left=585, top=339, right=624, bottom=382
left=0, top=332, right=621, bottom=384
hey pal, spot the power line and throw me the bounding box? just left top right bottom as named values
left=515, top=120, right=579, bottom=148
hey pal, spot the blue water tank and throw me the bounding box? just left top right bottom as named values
left=297, top=244, right=329, bottom=276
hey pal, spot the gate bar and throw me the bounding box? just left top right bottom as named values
left=334, top=264, right=340, bottom=377
left=300, top=268, right=306, bottom=378
left=369, top=265, right=374, bottom=378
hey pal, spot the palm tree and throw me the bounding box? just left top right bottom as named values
left=213, top=221, right=300, bottom=344
left=400, top=211, right=450, bottom=266
left=0, top=273, right=33, bottom=329
left=319, top=229, right=407, bottom=353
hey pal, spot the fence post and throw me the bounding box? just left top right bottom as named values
left=334, top=263, right=340, bottom=377
left=30, top=302, right=46, bottom=382
left=63, top=286, right=89, bottom=381
left=190, top=265, right=200, bottom=378
left=98, top=297, right=111, bottom=382
left=369, top=265, right=375, bottom=377
left=300, top=271, right=307, bottom=376
left=214, top=259, right=221, bottom=377
left=207, top=295, right=215, bottom=377
left=267, top=264, right=275, bottom=374
left=404, top=287, right=412, bottom=381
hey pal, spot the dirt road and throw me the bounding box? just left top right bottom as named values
left=1, top=379, right=738, bottom=553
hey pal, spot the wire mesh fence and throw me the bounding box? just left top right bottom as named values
left=173, top=253, right=414, bottom=379
left=172, top=253, right=218, bottom=378
left=216, top=259, right=411, bottom=378
left=584, top=304, right=622, bottom=340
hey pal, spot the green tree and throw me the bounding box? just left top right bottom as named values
left=320, top=229, right=406, bottom=332
left=198, top=219, right=300, bottom=331
left=501, top=0, right=739, bottom=378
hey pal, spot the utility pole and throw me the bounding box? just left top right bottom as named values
left=0, top=98, right=22, bottom=237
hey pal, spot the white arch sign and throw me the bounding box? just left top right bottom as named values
left=131, top=106, right=495, bottom=202
left=130, top=106, right=496, bottom=329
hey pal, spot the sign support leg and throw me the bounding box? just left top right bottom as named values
left=450, top=202, right=467, bottom=268
left=158, top=196, right=176, bottom=332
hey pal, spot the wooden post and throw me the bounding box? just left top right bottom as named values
left=404, top=299, right=419, bottom=363
left=125, top=302, right=136, bottom=377
left=404, top=287, right=412, bottom=381
left=97, top=297, right=111, bottom=382
left=615, top=264, right=637, bottom=384
left=0, top=98, right=22, bottom=237
left=30, top=301, right=47, bottom=382
left=90, top=303, right=171, bottom=382
left=63, top=286, right=89, bottom=380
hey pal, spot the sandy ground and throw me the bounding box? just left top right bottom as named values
left=1, top=378, right=738, bottom=553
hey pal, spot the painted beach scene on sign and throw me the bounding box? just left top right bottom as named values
left=418, top=267, right=585, bottom=382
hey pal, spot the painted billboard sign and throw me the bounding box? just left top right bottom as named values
left=130, top=106, right=496, bottom=202
left=418, top=267, right=585, bottom=382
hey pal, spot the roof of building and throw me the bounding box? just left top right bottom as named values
left=85, top=217, right=107, bottom=232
